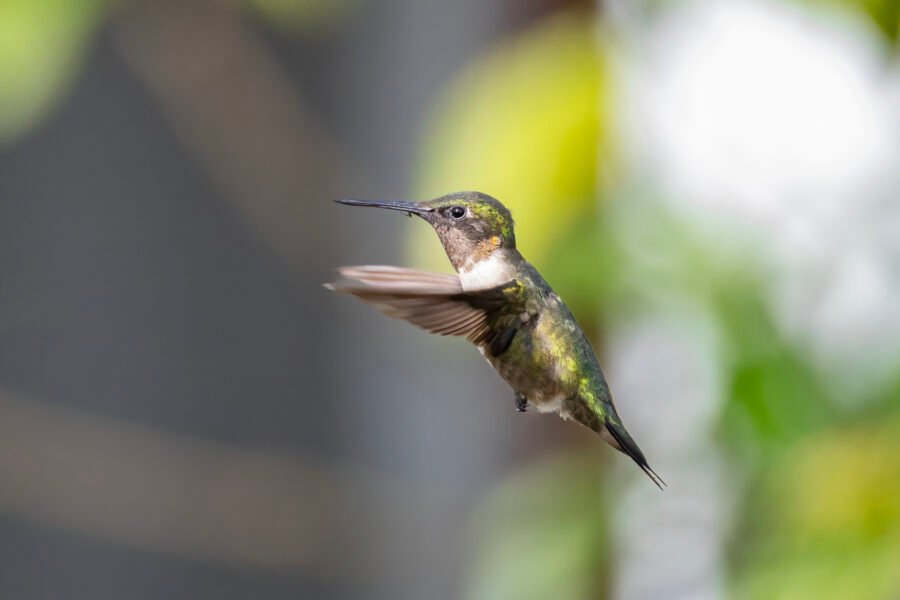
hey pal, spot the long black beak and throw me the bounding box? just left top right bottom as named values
left=335, top=198, right=432, bottom=217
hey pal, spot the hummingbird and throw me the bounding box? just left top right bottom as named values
left=328, top=191, right=664, bottom=488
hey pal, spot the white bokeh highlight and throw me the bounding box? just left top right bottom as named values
left=619, top=0, right=900, bottom=399
left=607, top=1, right=900, bottom=597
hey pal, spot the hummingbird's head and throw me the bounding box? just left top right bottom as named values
left=336, top=191, right=516, bottom=271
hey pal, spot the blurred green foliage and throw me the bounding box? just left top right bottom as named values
left=735, top=417, right=900, bottom=599
left=412, top=13, right=607, bottom=275
left=810, top=0, right=900, bottom=41
left=416, top=5, right=900, bottom=599
left=0, top=0, right=105, bottom=144
left=463, top=454, right=610, bottom=600
left=249, top=0, right=357, bottom=35
left=0, top=0, right=358, bottom=146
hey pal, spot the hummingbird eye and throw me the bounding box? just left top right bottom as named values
left=449, top=206, right=466, bottom=220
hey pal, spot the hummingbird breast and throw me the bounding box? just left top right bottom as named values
left=484, top=281, right=606, bottom=422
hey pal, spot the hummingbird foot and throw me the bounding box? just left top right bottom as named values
left=514, top=393, right=528, bottom=413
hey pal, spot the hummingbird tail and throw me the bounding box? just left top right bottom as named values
left=604, top=418, right=666, bottom=490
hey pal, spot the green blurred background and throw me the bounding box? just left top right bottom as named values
left=0, top=0, right=898, bottom=598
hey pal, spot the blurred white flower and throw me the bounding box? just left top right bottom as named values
left=619, top=0, right=900, bottom=399
left=772, top=192, right=900, bottom=400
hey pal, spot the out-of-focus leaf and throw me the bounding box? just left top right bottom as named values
left=248, top=0, right=357, bottom=34
left=733, top=418, right=900, bottom=600
left=581, top=191, right=843, bottom=462
left=780, top=426, right=900, bottom=537
left=0, top=0, right=105, bottom=143
left=463, top=453, right=609, bottom=600
left=715, top=286, right=836, bottom=463
left=411, top=12, right=608, bottom=271
left=804, top=0, right=899, bottom=42
left=722, top=344, right=832, bottom=460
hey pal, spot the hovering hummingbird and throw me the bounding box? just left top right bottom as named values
left=328, top=191, right=664, bottom=488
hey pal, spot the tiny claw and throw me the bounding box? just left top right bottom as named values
left=515, top=393, right=528, bottom=413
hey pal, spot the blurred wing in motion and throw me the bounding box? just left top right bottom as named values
left=326, top=266, right=523, bottom=348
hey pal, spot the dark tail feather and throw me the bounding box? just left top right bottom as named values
left=605, top=418, right=666, bottom=490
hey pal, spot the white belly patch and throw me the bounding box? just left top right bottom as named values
left=533, top=392, right=569, bottom=419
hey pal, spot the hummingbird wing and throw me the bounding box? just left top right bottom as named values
left=326, top=266, right=524, bottom=347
